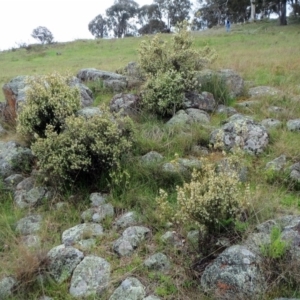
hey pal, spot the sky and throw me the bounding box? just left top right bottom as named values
left=0, top=0, right=156, bottom=51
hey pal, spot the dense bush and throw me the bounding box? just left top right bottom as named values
left=156, top=156, right=247, bottom=234
left=17, top=72, right=81, bottom=138
left=32, top=109, right=135, bottom=186
left=138, top=22, right=217, bottom=116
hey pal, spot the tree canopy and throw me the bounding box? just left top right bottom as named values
left=31, top=26, right=54, bottom=44
left=88, top=14, right=109, bottom=38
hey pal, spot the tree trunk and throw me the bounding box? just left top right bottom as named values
left=279, top=0, right=287, bottom=25
left=250, top=0, right=256, bottom=21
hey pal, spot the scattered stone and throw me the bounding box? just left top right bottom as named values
left=109, top=277, right=146, bottom=300
left=62, top=223, right=104, bottom=245
left=4, top=174, right=24, bottom=189
left=161, top=231, right=184, bottom=248
left=0, top=141, right=34, bottom=178
left=216, top=105, right=237, bottom=116
left=110, top=93, right=140, bottom=116
left=201, top=245, right=266, bottom=299
left=140, top=151, right=164, bottom=165
left=185, top=108, right=210, bottom=123
left=16, top=214, right=42, bottom=235
left=218, top=69, right=245, bottom=98
left=47, top=245, right=84, bottom=284
left=287, top=119, right=300, bottom=131
left=113, top=226, right=151, bottom=256
left=266, top=155, right=286, bottom=172
left=81, top=203, right=114, bottom=223
left=183, top=91, right=216, bottom=112
left=113, top=212, right=139, bottom=229
left=14, top=186, right=52, bottom=209
left=0, top=276, right=17, bottom=299
left=289, top=163, right=300, bottom=183
left=144, top=253, right=170, bottom=271
left=236, top=100, right=259, bottom=107
left=210, top=114, right=269, bottom=155
left=21, top=235, right=41, bottom=248
left=90, top=192, right=108, bottom=207
left=248, top=86, right=280, bottom=98
left=261, top=118, right=282, bottom=129
left=16, top=176, right=35, bottom=191
left=191, top=145, right=209, bottom=156
left=75, top=238, right=96, bottom=251
left=69, top=255, right=111, bottom=298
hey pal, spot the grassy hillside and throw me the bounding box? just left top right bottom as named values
left=1, top=19, right=300, bottom=299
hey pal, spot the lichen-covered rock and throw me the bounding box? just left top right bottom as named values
left=109, top=277, right=146, bottom=300
left=0, top=276, right=17, bottom=299
left=248, top=86, right=280, bottom=98
left=216, top=105, right=237, bottom=116
left=110, top=93, right=140, bottom=116
left=287, top=119, right=300, bottom=131
left=166, top=109, right=210, bottom=126
left=0, top=141, right=34, bottom=178
left=90, top=192, right=108, bottom=207
left=183, top=91, right=216, bottom=112
left=261, top=118, right=282, bottom=129
left=289, top=163, right=300, bottom=183
left=62, top=223, right=103, bottom=245
left=21, top=235, right=41, bottom=248
left=161, top=231, right=184, bottom=248
left=4, top=174, right=24, bottom=189
left=69, top=255, right=111, bottom=298
left=210, top=114, right=269, bottom=155
left=81, top=203, right=114, bottom=223
left=113, top=226, right=151, bottom=256
left=47, top=245, right=84, bottom=284
left=77, top=107, right=102, bottom=118
left=140, top=151, right=164, bottom=165
left=15, top=214, right=42, bottom=235
left=144, top=253, right=170, bottom=271
left=113, top=212, right=139, bottom=229
left=201, top=245, right=266, bottom=299
left=266, top=155, right=286, bottom=172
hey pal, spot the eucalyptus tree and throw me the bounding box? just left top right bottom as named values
left=31, top=26, right=54, bottom=44
left=88, top=14, right=109, bottom=38
left=106, top=0, right=139, bottom=38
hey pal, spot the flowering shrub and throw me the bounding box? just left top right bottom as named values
left=17, top=72, right=80, bottom=138
left=138, top=21, right=217, bottom=116
left=156, top=157, right=247, bottom=233
left=32, top=109, right=135, bottom=185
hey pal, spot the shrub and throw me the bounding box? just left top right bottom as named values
left=17, top=72, right=81, bottom=138
left=156, top=157, right=247, bottom=234
left=138, top=21, right=217, bottom=116
left=141, top=70, right=185, bottom=116
left=31, top=108, right=135, bottom=186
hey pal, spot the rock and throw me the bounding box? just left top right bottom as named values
left=162, top=157, right=202, bottom=176
left=140, top=151, right=164, bottom=165
left=0, top=276, right=17, bottom=299
left=261, top=118, right=282, bottom=129
left=109, top=277, right=146, bottom=300
left=113, top=226, right=151, bottom=256
left=161, top=162, right=187, bottom=175
left=236, top=100, right=259, bottom=107
left=21, top=235, right=41, bottom=248
left=268, top=106, right=285, bottom=113
left=248, top=86, right=280, bottom=98
left=143, top=296, right=161, bottom=300
left=166, top=109, right=210, bottom=126
left=16, top=176, right=35, bottom=191
left=15, top=214, right=42, bottom=235
left=75, top=238, right=96, bottom=251
left=287, top=119, right=300, bottom=131
left=144, top=253, right=170, bottom=271
left=183, top=91, right=216, bottom=112
left=217, top=157, right=248, bottom=182
left=77, top=68, right=127, bottom=93
left=110, top=93, right=140, bottom=116
left=210, top=114, right=269, bottom=155
left=161, top=231, right=184, bottom=248
left=69, top=255, right=111, bottom=298
left=289, top=163, right=300, bottom=183
left=4, top=174, right=24, bottom=189
left=81, top=203, right=114, bottom=223
left=77, top=107, right=102, bottom=118
left=0, top=141, right=34, bottom=178
left=2, top=76, right=93, bottom=120
left=90, top=192, right=108, bottom=207
left=62, top=223, right=104, bottom=245
left=14, top=186, right=52, bottom=209
left=113, top=212, right=139, bottom=229
left=201, top=245, right=266, bottom=299
left=47, top=245, right=84, bottom=284
left=177, top=158, right=202, bottom=170
left=216, top=105, right=237, bottom=116
left=266, top=155, right=286, bottom=172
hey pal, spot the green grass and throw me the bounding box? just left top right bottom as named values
left=2, top=19, right=300, bottom=299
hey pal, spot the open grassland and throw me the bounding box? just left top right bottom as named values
left=1, top=19, right=300, bottom=299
